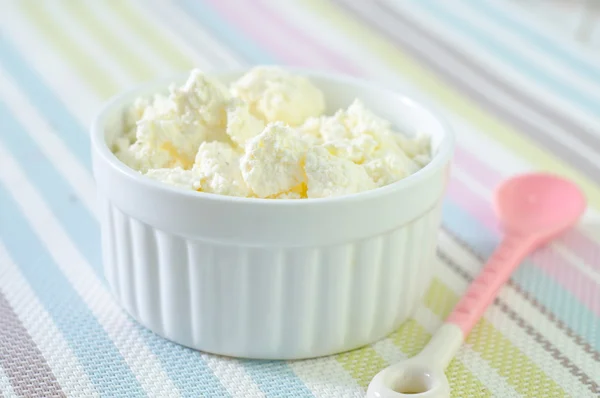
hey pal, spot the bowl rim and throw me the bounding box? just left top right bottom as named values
left=90, top=67, right=455, bottom=206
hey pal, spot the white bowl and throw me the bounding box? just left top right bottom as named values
left=91, top=68, right=454, bottom=360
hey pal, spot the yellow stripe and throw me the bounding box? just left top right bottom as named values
left=470, top=322, right=566, bottom=397
left=104, top=1, right=193, bottom=71
left=424, top=279, right=566, bottom=397
left=390, top=318, right=430, bottom=357
left=390, top=319, right=492, bottom=397
left=302, top=0, right=600, bottom=210
left=60, top=1, right=156, bottom=82
left=334, top=316, right=490, bottom=396
left=335, top=345, right=388, bottom=388
left=446, top=358, right=493, bottom=397
left=19, top=0, right=118, bottom=98
left=423, top=278, right=456, bottom=317
left=333, top=281, right=491, bottom=393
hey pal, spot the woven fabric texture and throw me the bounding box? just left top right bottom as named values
left=0, top=0, right=598, bottom=397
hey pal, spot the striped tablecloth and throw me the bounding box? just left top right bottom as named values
left=0, top=1, right=598, bottom=397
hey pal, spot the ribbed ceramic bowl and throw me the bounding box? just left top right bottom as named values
left=91, top=68, right=454, bottom=360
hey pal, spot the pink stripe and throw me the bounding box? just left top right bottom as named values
left=531, top=249, right=600, bottom=313
left=454, top=145, right=503, bottom=185
left=447, top=177, right=600, bottom=316
left=561, top=230, right=600, bottom=273
left=205, top=0, right=360, bottom=75
left=252, top=0, right=362, bottom=76
left=205, top=0, right=313, bottom=67
left=446, top=175, right=501, bottom=234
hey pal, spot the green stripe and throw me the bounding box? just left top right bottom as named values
left=390, top=318, right=431, bottom=357
left=105, top=1, right=193, bottom=71
left=332, top=285, right=493, bottom=392
left=60, top=0, right=156, bottom=82
left=335, top=346, right=387, bottom=388
left=470, top=322, right=567, bottom=397
left=390, top=319, right=492, bottom=397
left=19, top=0, right=118, bottom=98
left=425, top=279, right=567, bottom=397
left=446, top=360, right=493, bottom=397
left=424, top=278, right=456, bottom=318
left=333, top=310, right=492, bottom=395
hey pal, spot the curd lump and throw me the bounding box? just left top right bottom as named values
left=113, top=67, right=431, bottom=199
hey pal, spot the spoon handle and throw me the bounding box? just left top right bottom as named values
left=446, top=233, right=533, bottom=337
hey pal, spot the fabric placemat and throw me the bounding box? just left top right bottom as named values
left=0, top=1, right=598, bottom=396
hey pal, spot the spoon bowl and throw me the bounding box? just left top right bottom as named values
left=495, top=173, right=586, bottom=239
left=368, top=359, right=449, bottom=397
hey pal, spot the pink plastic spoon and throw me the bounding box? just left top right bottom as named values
left=367, top=173, right=586, bottom=397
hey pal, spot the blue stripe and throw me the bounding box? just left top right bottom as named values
left=414, top=0, right=600, bottom=117
left=442, top=199, right=600, bottom=351
left=0, top=37, right=91, bottom=170
left=242, top=360, right=314, bottom=397
left=474, top=0, right=600, bottom=84
left=0, top=101, right=230, bottom=396
left=0, top=102, right=103, bottom=277
left=140, top=333, right=231, bottom=398
left=0, top=184, right=145, bottom=397
left=176, top=0, right=278, bottom=64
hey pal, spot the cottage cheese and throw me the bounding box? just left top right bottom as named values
left=113, top=67, right=431, bottom=199
left=115, top=117, right=192, bottom=172
left=240, top=122, right=307, bottom=198
left=273, top=191, right=304, bottom=199
left=169, top=68, right=230, bottom=133
left=116, top=70, right=230, bottom=172
left=225, top=99, right=265, bottom=147
left=145, top=167, right=201, bottom=190
left=305, top=146, right=375, bottom=198
left=194, top=141, right=251, bottom=197
left=300, top=99, right=424, bottom=187
left=231, top=66, right=325, bottom=126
